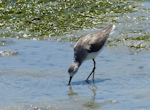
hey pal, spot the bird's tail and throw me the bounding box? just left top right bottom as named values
left=102, top=24, right=115, bottom=35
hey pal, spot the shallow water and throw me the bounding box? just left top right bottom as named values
left=0, top=38, right=150, bottom=110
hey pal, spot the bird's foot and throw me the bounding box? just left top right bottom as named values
left=86, top=79, right=90, bottom=84
left=86, top=79, right=89, bottom=82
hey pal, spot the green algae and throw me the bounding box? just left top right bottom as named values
left=107, top=32, right=150, bottom=50
left=1, top=0, right=150, bottom=50
left=0, top=0, right=138, bottom=38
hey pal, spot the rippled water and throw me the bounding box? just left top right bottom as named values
left=0, top=38, right=150, bottom=110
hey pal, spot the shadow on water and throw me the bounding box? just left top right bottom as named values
left=71, top=78, right=111, bottom=85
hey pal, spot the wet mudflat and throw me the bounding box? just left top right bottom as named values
left=0, top=39, right=150, bottom=110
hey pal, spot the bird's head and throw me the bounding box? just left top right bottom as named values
left=68, top=62, right=79, bottom=85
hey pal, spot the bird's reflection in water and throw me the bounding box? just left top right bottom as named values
left=83, top=81, right=101, bottom=109
left=87, top=81, right=97, bottom=101
left=67, top=86, right=78, bottom=97
left=67, top=82, right=101, bottom=109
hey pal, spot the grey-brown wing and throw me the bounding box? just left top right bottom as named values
left=74, top=24, right=114, bottom=54
left=87, top=32, right=109, bottom=53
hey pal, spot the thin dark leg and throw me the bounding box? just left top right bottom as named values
left=68, top=76, right=72, bottom=85
left=92, top=59, right=96, bottom=80
left=86, top=59, right=96, bottom=81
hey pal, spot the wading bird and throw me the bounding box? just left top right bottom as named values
left=68, top=24, right=115, bottom=85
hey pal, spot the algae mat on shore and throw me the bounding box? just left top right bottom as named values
left=0, top=0, right=150, bottom=50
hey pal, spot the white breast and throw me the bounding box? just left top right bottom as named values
left=84, top=39, right=107, bottom=61
left=84, top=50, right=101, bottom=61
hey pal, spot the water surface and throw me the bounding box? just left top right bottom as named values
left=0, top=39, right=150, bottom=110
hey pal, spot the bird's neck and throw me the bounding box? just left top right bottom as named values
left=74, top=54, right=83, bottom=66
left=73, top=61, right=81, bottom=68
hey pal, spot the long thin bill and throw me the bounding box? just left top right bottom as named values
left=68, top=76, right=72, bottom=85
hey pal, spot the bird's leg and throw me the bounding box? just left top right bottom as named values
left=86, top=59, right=96, bottom=81
left=92, top=59, right=96, bottom=80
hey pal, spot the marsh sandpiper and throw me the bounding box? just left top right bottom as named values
left=68, top=24, right=115, bottom=85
